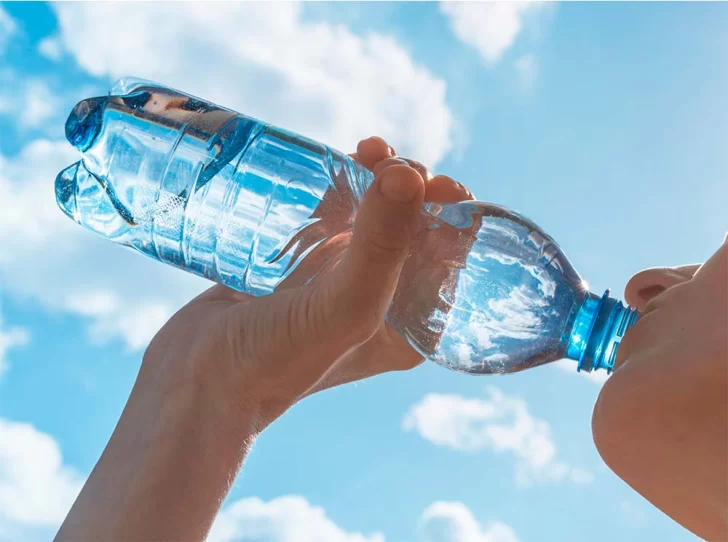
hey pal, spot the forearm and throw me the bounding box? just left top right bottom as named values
left=56, top=367, right=260, bottom=541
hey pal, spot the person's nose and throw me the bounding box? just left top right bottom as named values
left=624, top=264, right=701, bottom=311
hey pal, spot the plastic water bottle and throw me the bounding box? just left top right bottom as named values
left=55, top=77, right=638, bottom=376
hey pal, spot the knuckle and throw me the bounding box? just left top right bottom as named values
left=433, top=174, right=474, bottom=198
left=405, top=159, right=433, bottom=181
left=431, top=173, right=454, bottom=183
left=373, top=157, right=410, bottom=175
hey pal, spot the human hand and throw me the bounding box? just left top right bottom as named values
left=592, top=238, right=728, bottom=540
left=56, top=137, right=475, bottom=541
left=144, top=136, right=474, bottom=427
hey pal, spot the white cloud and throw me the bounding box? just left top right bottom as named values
left=62, top=290, right=172, bottom=349
left=554, top=359, right=609, bottom=384
left=19, top=81, right=58, bottom=128
left=0, top=2, right=455, bottom=351
left=0, top=140, right=78, bottom=249
left=402, top=387, right=593, bottom=485
left=486, top=285, right=545, bottom=339
left=0, top=418, right=83, bottom=537
left=0, top=310, right=29, bottom=377
left=65, top=291, right=175, bottom=351
left=515, top=53, right=538, bottom=91
left=38, top=36, right=63, bottom=61
left=440, top=2, right=543, bottom=65
left=0, top=5, right=17, bottom=53
left=0, top=76, right=63, bottom=130
left=209, top=495, right=385, bottom=542
left=568, top=467, right=595, bottom=485
left=52, top=2, right=452, bottom=167
left=418, top=501, right=518, bottom=542
left=0, top=139, right=209, bottom=350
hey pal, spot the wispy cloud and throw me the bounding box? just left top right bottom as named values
left=37, top=36, right=63, bottom=62
left=515, top=53, right=538, bottom=91
left=52, top=2, right=452, bottom=167
left=419, top=501, right=519, bottom=542
left=0, top=139, right=206, bottom=351
left=0, top=309, right=29, bottom=378
left=209, top=495, right=384, bottom=542
left=402, top=387, right=594, bottom=486
left=0, top=5, right=17, bottom=53
left=19, top=80, right=59, bottom=128
left=0, top=2, right=458, bottom=352
left=0, top=74, right=64, bottom=131
left=439, top=2, right=543, bottom=65
left=64, top=291, right=173, bottom=351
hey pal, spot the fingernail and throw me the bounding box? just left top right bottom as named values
left=380, top=168, right=419, bottom=203
left=388, top=145, right=397, bottom=157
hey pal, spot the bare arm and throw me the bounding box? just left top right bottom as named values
left=55, top=137, right=473, bottom=541
left=55, top=361, right=259, bottom=540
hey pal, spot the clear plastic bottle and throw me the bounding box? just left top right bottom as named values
left=55, top=77, right=638, bottom=376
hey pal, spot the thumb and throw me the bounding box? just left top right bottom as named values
left=326, top=164, right=425, bottom=339
left=223, top=164, right=424, bottom=409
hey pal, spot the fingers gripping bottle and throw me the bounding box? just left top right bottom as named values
left=56, top=77, right=638, bottom=376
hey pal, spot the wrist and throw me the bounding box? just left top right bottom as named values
left=134, top=352, right=266, bottom=449
left=57, top=359, right=262, bottom=541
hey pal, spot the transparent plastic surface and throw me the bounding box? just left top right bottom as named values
left=56, top=78, right=637, bottom=375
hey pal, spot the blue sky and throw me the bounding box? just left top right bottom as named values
left=0, top=2, right=725, bottom=541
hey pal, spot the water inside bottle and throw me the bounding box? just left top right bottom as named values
left=56, top=78, right=627, bottom=376
left=55, top=83, right=367, bottom=293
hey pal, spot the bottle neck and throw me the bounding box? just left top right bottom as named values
left=566, top=290, right=639, bottom=373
